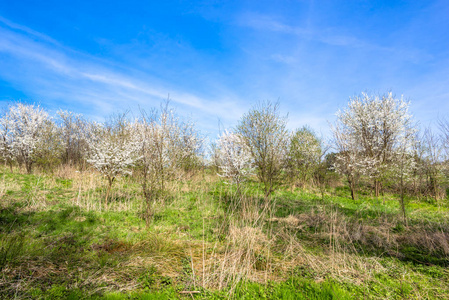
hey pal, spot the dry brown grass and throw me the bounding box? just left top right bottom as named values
left=399, top=230, right=449, bottom=256
left=68, top=169, right=141, bottom=212
left=198, top=194, right=277, bottom=293
left=276, top=228, right=387, bottom=285
left=0, top=174, right=21, bottom=202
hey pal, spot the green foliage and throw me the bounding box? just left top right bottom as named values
left=286, top=126, right=322, bottom=187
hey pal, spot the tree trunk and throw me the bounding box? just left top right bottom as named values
left=105, top=176, right=115, bottom=209
left=400, top=175, right=408, bottom=227
left=143, top=188, right=153, bottom=227
left=264, top=181, right=273, bottom=203
left=432, top=173, right=439, bottom=201
left=25, top=160, right=33, bottom=174
left=235, top=180, right=242, bottom=199
left=141, top=166, right=154, bottom=227
left=374, top=180, right=380, bottom=198
left=348, top=176, right=356, bottom=201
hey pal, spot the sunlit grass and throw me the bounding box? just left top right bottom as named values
left=0, top=166, right=448, bottom=299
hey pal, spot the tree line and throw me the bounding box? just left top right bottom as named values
left=1, top=93, right=449, bottom=224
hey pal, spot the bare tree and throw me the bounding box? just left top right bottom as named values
left=236, top=101, right=289, bottom=199
left=440, top=117, right=449, bottom=163
left=439, top=117, right=449, bottom=195
left=57, top=110, right=91, bottom=167
left=420, top=127, right=446, bottom=201
left=178, top=119, right=205, bottom=175
left=388, top=125, right=417, bottom=226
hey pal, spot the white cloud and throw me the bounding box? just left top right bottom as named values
left=0, top=17, right=246, bottom=133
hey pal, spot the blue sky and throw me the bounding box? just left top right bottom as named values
left=0, top=0, right=448, bottom=138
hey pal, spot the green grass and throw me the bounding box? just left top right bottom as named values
left=0, top=167, right=448, bottom=299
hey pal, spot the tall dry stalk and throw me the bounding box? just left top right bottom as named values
left=201, top=191, right=276, bottom=294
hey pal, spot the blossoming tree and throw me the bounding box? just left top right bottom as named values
left=216, top=129, right=254, bottom=195
left=333, top=92, right=416, bottom=197
left=87, top=115, right=139, bottom=207
left=136, top=104, right=203, bottom=224
left=2, top=103, right=51, bottom=174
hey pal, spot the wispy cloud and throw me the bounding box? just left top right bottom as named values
left=0, top=16, right=61, bottom=46
left=1, top=1, right=448, bottom=141
left=237, top=12, right=393, bottom=51
left=270, top=54, right=298, bottom=64
left=0, top=17, right=246, bottom=134
left=239, top=13, right=310, bottom=35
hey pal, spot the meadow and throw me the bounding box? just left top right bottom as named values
left=1, top=165, right=448, bottom=299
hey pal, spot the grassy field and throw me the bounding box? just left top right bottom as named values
left=1, top=166, right=448, bottom=299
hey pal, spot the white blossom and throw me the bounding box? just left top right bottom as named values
left=87, top=119, right=140, bottom=187
left=216, top=130, right=254, bottom=185
left=0, top=112, right=14, bottom=165
left=332, top=92, right=416, bottom=198
left=1, top=103, right=50, bottom=173
left=335, top=92, right=415, bottom=180
left=134, top=105, right=204, bottom=191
